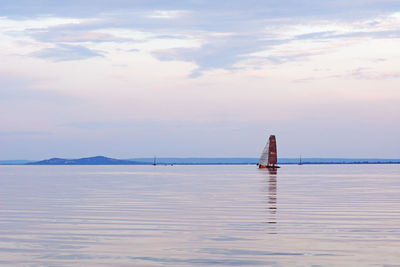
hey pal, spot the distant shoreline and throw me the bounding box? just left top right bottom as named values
left=1, top=163, right=400, bottom=166
left=1, top=156, right=400, bottom=165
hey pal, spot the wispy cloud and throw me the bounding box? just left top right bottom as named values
left=153, top=34, right=286, bottom=77
left=296, top=30, right=400, bottom=40
left=146, top=10, right=188, bottom=19
left=32, top=44, right=103, bottom=61
left=350, top=68, right=400, bottom=80
left=292, top=68, right=400, bottom=83
left=3, top=2, right=399, bottom=76
left=30, top=28, right=132, bottom=43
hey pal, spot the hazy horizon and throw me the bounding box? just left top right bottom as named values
left=1, top=1, right=400, bottom=160
left=2, top=156, right=400, bottom=164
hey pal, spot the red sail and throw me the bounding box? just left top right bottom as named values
left=258, top=135, right=278, bottom=168
left=267, top=135, right=277, bottom=167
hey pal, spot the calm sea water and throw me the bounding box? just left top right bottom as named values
left=0, top=165, right=399, bottom=266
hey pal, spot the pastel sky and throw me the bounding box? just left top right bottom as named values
left=1, top=0, right=400, bottom=159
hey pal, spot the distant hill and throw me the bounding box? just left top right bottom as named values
left=26, top=156, right=146, bottom=165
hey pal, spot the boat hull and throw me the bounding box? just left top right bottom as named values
left=258, top=165, right=280, bottom=169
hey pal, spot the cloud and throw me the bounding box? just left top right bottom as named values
left=151, top=10, right=400, bottom=77
left=146, top=10, right=188, bottom=19
left=292, top=67, right=400, bottom=83
left=296, top=30, right=400, bottom=41
left=153, top=34, right=286, bottom=77
left=31, top=29, right=132, bottom=43
left=264, top=52, right=319, bottom=65
left=350, top=68, right=400, bottom=80
left=296, top=31, right=337, bottom=40
left=2, top=0, right=400, bottom=21
left=32, top=44, right=103, bottom=61
left=2, top=2, right=399, bottom=77
left=23, top=21, right=136, bottom=43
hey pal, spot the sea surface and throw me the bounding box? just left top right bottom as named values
left=0, top=165, right=399, bottom=266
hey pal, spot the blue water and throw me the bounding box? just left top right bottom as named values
left=0, top=165, right=399, bottom=266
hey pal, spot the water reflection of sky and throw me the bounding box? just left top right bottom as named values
left=0, top=165, right=399, bottom=266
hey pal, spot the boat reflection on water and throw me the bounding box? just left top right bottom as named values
left=266, top=168, right=278, bottom=228
left=268, top=167, right=278, bottom=175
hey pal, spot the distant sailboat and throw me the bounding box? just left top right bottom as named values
left=299, top=155, right=302, bottom=165
left=153, top=156, right=157, bottom=166
left=258, top=135, right=279, bottom=168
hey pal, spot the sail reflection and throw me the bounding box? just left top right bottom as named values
left=267, top=168, right=277, bottom=226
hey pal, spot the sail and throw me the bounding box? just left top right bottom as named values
left=258, top=135, right=278, bottom=168
left=267, top=135, right=277, bottom=166
left=258, top=140, right=270, bottom=166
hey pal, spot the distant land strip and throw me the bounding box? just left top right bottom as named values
left=0, top=156, right=400, bottom=165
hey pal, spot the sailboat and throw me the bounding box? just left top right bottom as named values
left=153, top=156, right=157, bottom=166
left=299, top=155, right=303, bottom=165
left=258, top=135, right=280, bottom=168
